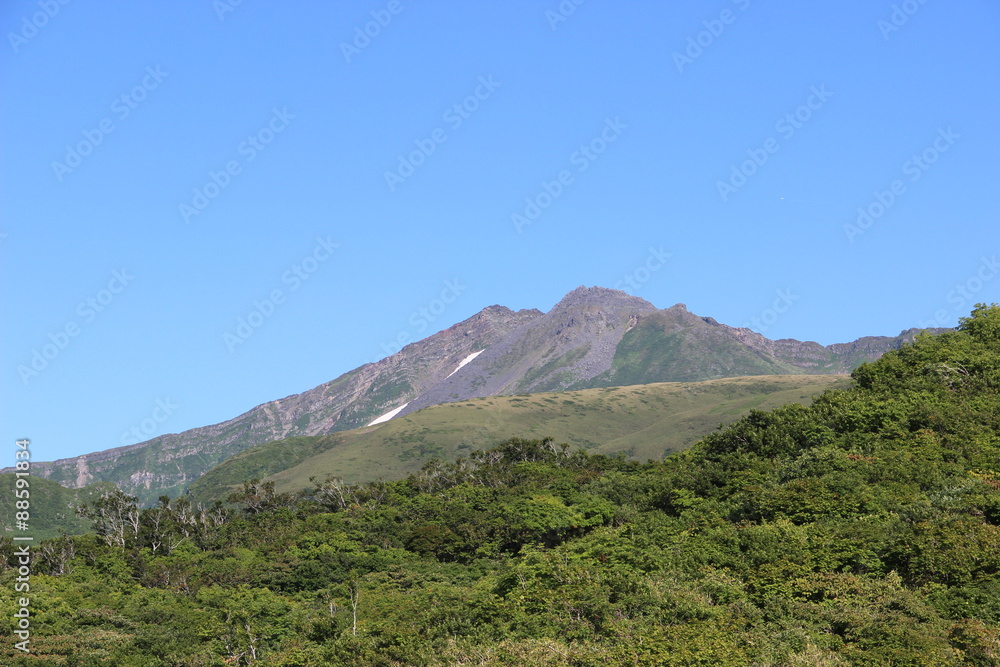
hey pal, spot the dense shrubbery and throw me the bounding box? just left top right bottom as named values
left=2, top=305, right=999, bottom=665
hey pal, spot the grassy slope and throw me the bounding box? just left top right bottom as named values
left=0, top=474, right=116, bottom=540
left=187, top=375, right=849, bottom=503
left=575, top=313, right=802, bottom=389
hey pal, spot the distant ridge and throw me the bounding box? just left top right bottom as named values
left=6, top=286, right=948, bottom=505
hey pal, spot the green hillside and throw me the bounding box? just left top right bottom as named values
left=0, top=474, right=116, bottom=540
left=187, top=374, right=848, bottom=505
left=3, top=305, right=998, bottom=665
left=578, top=311, right=803, bottom=387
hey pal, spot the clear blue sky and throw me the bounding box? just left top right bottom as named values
left=3, top=1, right=998, bottom=462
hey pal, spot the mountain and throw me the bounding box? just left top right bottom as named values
left=185, top=374, right=850, bottom=506
left=8, top=287, right=946, bottom=505
left=10, top=305, right=540, bottom=506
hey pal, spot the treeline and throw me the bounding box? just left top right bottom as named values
left=2, top=305, right=999, bottom=665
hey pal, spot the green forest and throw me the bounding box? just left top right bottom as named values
left=2, top=305, right=999, bottom=665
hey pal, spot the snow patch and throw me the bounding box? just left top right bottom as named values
left=367, top=402, right=409, bottom=426
left=446, top=349, right=485, bottom=379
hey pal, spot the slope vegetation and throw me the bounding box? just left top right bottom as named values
left=187, top=374, right=848, bottom=504
left=0, top=475, right=116, bottom=540
left=3, top=306, right=998, bottom=665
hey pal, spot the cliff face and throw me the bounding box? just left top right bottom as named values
left=12, top=286, right=948, bottom=505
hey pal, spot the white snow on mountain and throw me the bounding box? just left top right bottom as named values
left=446, top=349, right=485, bottom=379
left=366, top=402, right=410, bottom=426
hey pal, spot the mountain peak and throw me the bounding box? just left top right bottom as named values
left=552, top=285, right=658, bottom=312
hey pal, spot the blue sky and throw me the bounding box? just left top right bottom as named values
left=3, top=0, right=998, bottom=462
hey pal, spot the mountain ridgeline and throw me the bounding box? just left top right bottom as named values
left=3, top=305, right=997, bottom=665
left=9, top=287, right=946, bottom=505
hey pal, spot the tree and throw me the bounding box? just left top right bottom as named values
left=37, top=533, right=76, bottom=575
left=958, top=302, right=1000, bottom=342
left=79, top=488, right=140, bottom=549
left=227, top=478, right=293, bottom=515
left=313, top=477, right=387, bottom=512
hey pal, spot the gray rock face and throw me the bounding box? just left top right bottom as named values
left=401, top=286, right=659, bottom=413
left=9, top=286, right=948, bottom=505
